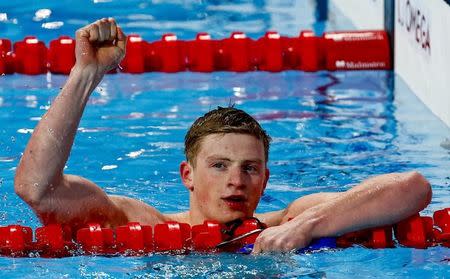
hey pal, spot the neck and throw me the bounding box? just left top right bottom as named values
left=188, top=206, right=210, bottom=226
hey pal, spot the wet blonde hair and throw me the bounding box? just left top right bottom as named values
left=184, top=107, right=271, bottom=166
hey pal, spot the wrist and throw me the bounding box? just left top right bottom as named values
left=295, top=205, right=329, bottom=239
left=60, top=64, right=105, bottom=101
left=72, top=63, right=104, bottom=78
left=70, top=64, right=105, bottom=88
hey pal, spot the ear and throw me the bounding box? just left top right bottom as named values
left=262, top=167, right=270, bottom=194
left=180, top=161, right=194, bottom=191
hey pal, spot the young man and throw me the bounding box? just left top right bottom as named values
left=14, top=18, right=432, bottom=253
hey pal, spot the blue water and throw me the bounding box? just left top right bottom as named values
left=1, top=1, right=450, bottom=278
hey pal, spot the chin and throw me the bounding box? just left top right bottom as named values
left=214, top=211, right=252, bottom=224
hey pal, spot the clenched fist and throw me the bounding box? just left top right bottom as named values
left=75, top=18, right=126, bottom=74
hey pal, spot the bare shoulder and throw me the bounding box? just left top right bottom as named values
left=109, top=195, right=168, bottom=226
left=165, top=211, right=190, bottom=223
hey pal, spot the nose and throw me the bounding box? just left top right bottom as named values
left=227, top=166, right=246, bottom=188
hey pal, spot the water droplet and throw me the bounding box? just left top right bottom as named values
left=33, top=183, right=39, bottom=188
left=10, top=136, right=15, bottom=142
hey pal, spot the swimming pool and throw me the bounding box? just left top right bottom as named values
left=1, top=0, right=450, bottom=278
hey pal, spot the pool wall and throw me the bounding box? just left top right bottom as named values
left=330, top=0, right=385, bottom=29
left=330, top=0, right=450, bottom=128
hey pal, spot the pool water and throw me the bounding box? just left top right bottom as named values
left=1, top=1, right=450, bottom=278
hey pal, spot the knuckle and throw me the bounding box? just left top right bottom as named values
left=286, top=240, right=297, bottom=251
left=274, top=238, right=284, bottom=248
left=254, top=235, right=262, bottom=244
left=100, top=19, right=110, bottom=26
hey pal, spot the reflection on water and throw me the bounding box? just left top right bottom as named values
left=0, top=0, right=321, bottom=42
left=1, top=1, right=450, bottom=278
left=1, top=71, right=449, bottom=215
left=1, top=67, right=450, bottom=278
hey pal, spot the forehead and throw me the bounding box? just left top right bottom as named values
left=197, top=133, right=265, bottom=161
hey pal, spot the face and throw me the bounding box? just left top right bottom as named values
left=180, top=133, right=269, bottom=225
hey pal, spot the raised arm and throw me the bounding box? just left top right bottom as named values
left=13, top=19, right=161, bottom=229
left=253, top=171, right=432, bottom=253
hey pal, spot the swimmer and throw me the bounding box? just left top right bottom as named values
left=14, top=18, right=432, bottom=253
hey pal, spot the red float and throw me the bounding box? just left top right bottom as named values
left=220, top=32, right=253, bottom=72
left=337, top=226, right=394, bottom=249
left=366, top=226, right=394, bottom=249
left=1, top=209, right=450, bottom=257
left=0, top=39, right=14, bottom=74
left=35, top=224, right=73, bottom=257
left=256, top=31, right=283, bottom=72
left=120, top=35, right=146, bottom=73
left=76, top=223, right=115, bottom=254
left=116, top=222, right=153, bottom=254
left=13, top=36, right=48, bottom=75
left=298, top=31, right=325, bottom=72
left=0, top=29, right=393, bottom=75
left=0, top=38, right=11, bottom=53
left=433, top=208, right=450, bottom=247
left=324, top=30, right=391, bottom=71
left=0, top=225, right=33, bottom=256
left=191, top=221, right=223, bottom=251
left=153, top=34, right=186, bottom=73
left=187, top=32, right=216, bottom=72
left=48, top=36, right=76, bottom=74
left=154, top=221, right=191, bottom=252
left=232, top=219, right=264, bottom=245
left=280, top=36, right=300, bottom=69
left=394, top=214, right=430, bottom=249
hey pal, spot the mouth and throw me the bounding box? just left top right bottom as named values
left=222, top=195, right=248, bottom=211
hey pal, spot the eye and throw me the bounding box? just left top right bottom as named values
left=212, top=162, right=226, bottom=170
left=243, top=164, right=259, bottom=174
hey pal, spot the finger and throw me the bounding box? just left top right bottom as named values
left=251, top=236, right=263, bottom=254
left=116, top=26, right=127, bottom=52
left=252, top=243, right=260, bottom=254
left=108, top=18, right=117, bottom=41
left=75, top=28, right=89, bottom=41
left=97, top=18, right=111, bottom=42
left=87, top=23, right=99, bottom=42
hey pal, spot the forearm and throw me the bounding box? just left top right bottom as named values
left=15, top=65, right=104, bottom=203
left=298, top=172, right=432, bottom=238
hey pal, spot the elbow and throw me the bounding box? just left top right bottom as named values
left=14, top=161, right=29, bottom=201
left=14, top=177, right=34, bottom=205
left=14, top=170, right=41, bottom=207
left=14, top=168, right=27, bottom=200
left=404, top=171, right=432, bottom=210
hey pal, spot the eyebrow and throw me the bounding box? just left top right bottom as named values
left=205, top=156, right=263, bottom=164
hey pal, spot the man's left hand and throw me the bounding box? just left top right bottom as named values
left=252, top=218, right=315, bottom=253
